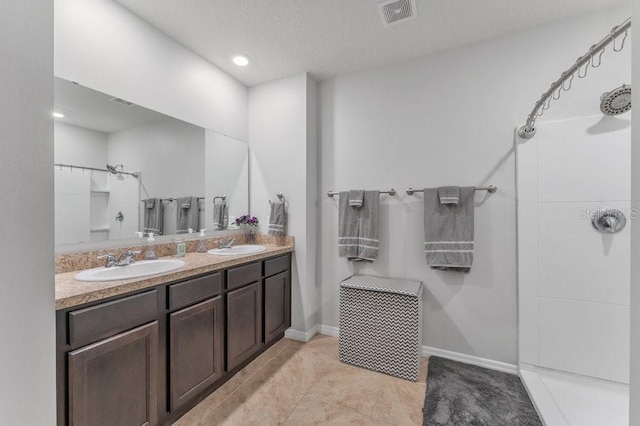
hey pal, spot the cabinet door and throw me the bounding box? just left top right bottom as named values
left=169, top=296, right=223, bottom=411
left=264, top=270, right=291, bottom=344
left=227, top=281, right=263, bottom=370
left=68, top=321, right=158, bottom=426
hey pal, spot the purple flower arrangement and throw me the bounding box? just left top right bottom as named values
left=235, top=215, right=259, bottom=228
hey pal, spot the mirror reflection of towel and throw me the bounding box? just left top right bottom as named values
left=143, top=198, right=163, bottom=236
left=176, top=196, right=199, bottom=234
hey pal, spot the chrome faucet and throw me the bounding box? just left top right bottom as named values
left=117, top=250, right=141, bottom=266
left=217, top=238, right=235, bottom=249
left=97, top=253, right=117, bottom=268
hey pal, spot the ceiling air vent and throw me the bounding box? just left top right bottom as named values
left=378, top=0, right=417, bottom=27
left=110, top=97, right=135, bottom=107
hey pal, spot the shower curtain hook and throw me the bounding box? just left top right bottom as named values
left=589, top=45, right=604, bottom=68
left=561, top=72, right=574, bottom=91
left=552, top=85, right=562, bottom=101
left=576, top=56, right=589, bottom=78
left=612, top=29, right=628, bottom=52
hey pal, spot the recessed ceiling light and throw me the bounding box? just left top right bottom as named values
left=232, top=55, right=249, bottom=67
left=53, top=112, right=65, bottom=118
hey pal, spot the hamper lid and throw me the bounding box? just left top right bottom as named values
left=341, top=274, right=422, bottom=296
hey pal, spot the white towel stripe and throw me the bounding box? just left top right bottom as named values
left=339, top=237, right=379, bottom=242
left=339, top=244, right=379, bottom=250
left=425, top=241, right=474, bottom=245
left=425, top=249, right=474, bottom=253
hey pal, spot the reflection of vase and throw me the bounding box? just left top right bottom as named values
left=248, top=229, right=255, bottom=244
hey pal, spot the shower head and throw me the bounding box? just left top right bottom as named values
left=600, top=84, right=631, bottom=116
left=106, top=164, right=123, bottom=174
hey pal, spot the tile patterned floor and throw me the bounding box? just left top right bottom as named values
left=173, top=334, right=429, bottom=425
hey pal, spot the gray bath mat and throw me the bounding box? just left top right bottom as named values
left=423, top=356, right=542, bottom=426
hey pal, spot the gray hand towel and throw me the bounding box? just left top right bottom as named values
left=212, top=201, right=227, bottom=231
left=143, top=198, right=163, bottom=236
left=438, top=186, right=460, bottom=205
left=338, top=190, right=380, bottom=262
left=424, top=187, right=474, bottom=272
left=348, top=190, right=364, bottom=208
left=268, top=201, right=286, bottom=236
left=176, top=196, right=199, bottom=234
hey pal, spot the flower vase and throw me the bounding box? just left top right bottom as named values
left=248, top=229, right=255, bottom=244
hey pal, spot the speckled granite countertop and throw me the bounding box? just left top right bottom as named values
left=55, top=244, right=294, bottom=310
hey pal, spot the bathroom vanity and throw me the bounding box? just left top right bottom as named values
left=55, top=247, right=292, bottom=425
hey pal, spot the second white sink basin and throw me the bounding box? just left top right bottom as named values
left=207, top=245, right=267, bottom=256
left=74, top=259, right=186, bottom=282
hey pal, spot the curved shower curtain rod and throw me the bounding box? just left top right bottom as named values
left=518, top=17, right=631, bottom=139
left=54, top=162, right=140, bottom=178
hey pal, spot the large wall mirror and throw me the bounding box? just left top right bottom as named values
left=54, top=77, right=248, bottom=249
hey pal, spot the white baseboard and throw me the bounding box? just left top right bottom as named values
left=284, top=325, right=318, bottom=342
left=315, top=325, right=515, bottom=374
left=318, top=324, right=339, bottom=337
left=422, top=345, right=518, bottom=374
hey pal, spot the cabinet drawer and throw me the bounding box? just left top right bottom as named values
left=68, top=290, right=158, bottom=346
left=264, top=255, right=289, bottom=277
left=169, top=272, right=222, bottom=310
left=226, top=262, right=261, bottom=290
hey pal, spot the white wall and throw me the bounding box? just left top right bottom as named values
left=55, top=0, right=248, bottom=141
left=109, top=117, right=205, bottom=235
left=518, top=116, right=630, bottom=383
left=629, top=0, right=639, bottom=421
left=249, top=73, right=318, bottom=333
left=0, top=1, right=55, bottom=423
left=318, top=6, right=630, bottom=364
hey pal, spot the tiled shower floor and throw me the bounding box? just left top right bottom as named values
left=173, top=334, right=429, bottom=425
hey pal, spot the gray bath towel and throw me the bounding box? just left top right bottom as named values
left=348, top=190, right=364, bottom=208
left=143, top=198, right=163, bottom=236
left=424, top=187, right=475, bottom=272
left=438, top=186, right=460, bottom=205
left=176, top=196, right=199, bottom=234
left=268, top=201, right=287, bottom=236
left=212, top=201, right=228, bottom=231
left=338, top=190, right=380, bottom=262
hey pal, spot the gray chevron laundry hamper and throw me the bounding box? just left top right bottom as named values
left=339, top=274, right=423, bottom=381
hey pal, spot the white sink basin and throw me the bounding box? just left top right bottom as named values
left=207, top=245, right=267, bottom=256
left=74, top=259, right=186, bottom=282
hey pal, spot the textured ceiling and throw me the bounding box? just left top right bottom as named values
left=115, top=0, right=628, bottom=86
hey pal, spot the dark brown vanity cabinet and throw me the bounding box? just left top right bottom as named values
left=264, top=255, right=291, bottom=345
left=60, top=290, right=160, bottom=426
left=168, top=272, right=224, bottom=412
left=57, top=253, right=291, bottom=425
left=226, top=281, right=263, bottom=371
left=68, top=322, right=159, bottom=426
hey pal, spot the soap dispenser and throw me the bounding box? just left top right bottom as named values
left=197, top=229, right=208, bottom=253
left=145, top=232, right=158, bottom=260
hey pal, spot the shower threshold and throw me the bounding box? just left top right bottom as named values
left=520, top=364, right=629, bottom=426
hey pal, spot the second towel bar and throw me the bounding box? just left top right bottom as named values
left=406, top=185, right=497, bottom=195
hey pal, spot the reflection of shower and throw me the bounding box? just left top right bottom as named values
left=106, top=164, right=125, bottom=180
left=600, top=84, right=631, bottom=116
left=106, top=164, right=143, bottom=181
left=106, top=164, right=123, bottom=174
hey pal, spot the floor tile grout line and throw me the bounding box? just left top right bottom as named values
left=194, top=340, right=292, bottom=421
